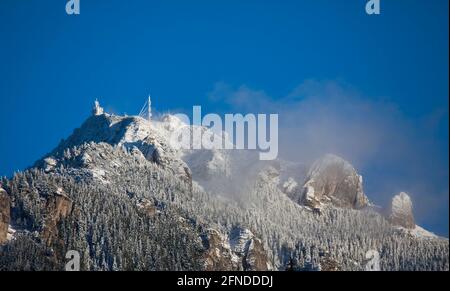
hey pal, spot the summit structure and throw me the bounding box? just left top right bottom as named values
left=92, top=99, right=104, bottom=116
left=138, top=95, right=152, bottom=121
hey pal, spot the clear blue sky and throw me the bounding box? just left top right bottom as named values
left=0, top=0, right=448, bottom=235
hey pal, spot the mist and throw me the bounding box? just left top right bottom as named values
left=207, top=79, right=449, bottom=236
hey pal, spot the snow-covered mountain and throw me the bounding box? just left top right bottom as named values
left=0, top=102, right=448, bottom=271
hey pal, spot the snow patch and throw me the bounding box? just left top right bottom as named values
left=7, top=225, right=16, bottom=241
left=409, top=225, right=438, bottom=239
left=282, top=178, right=298, bottom=194
left=91, top=168, right=109, bottom=184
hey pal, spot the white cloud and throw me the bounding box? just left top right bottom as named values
left=208, top=79, right=449, bottom=233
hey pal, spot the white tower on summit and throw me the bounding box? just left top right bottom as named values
left=138, top=95, right=152, bottom=121
left=93, top=98, right=104, bottom=116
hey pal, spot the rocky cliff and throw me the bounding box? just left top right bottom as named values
left=389, top=192, right=415, bottom=229
left=300, top=154, right=369, bottom=210
left=0, top=188, right=10, bottom=244
left=201, top=227, right=270, bottom=271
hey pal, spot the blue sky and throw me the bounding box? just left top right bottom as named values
left=0, top=0, right=448, bottom=235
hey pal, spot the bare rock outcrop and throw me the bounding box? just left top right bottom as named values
left=244, top=237, right=269, bottom=271
left=201, top=227, right=270, bottom=271
left=202, top=229, right=239, bottom=271
left=41, top=188, right=73, bottom=246
left=389, top=192, right=415, bottom=229
left=301, top=154, right=369, bottom=210
left=0, top=187, right=10, bottom=244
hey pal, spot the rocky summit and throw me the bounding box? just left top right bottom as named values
left=300, top=154, right=369, bottom=210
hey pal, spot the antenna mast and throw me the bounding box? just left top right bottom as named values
left=138, top=94, right=152, bottom=121
left=148, top=95, right=152, bottom=121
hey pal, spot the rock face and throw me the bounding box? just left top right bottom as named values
left=0, top=188, right=10, bottom=244
left=319, top=252, right=342, bottom=271
left=244, top=236, right=270, bottom=271
left=202, top=229, right=239, bottom=271
left=389, top=192, right=415, bottom=229
left=135, top=198, right=165, bottom=218
left=201, top=227, right=269, bottom=271
left=41, top=188, right=73, bottom=246
left=301, top=154, right=369, bottom=209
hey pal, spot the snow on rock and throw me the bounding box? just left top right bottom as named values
left=255, top=160, right=308, bottom=204
left=282, top=178, right=298, bottom=195
left=156, top=114, right=233, bottom=183
left=43, top=157, right=58, bottom=173
left=300, top=154, right=369, bottom=210
left=183, top=149, right=231, bottom=182
left=159, top=114, right=188, bottom=132
left=91, top=168, right=109, bottom=184
left=230, top=227, right=254, bottom=254
left=409, top=225, right=438, bottom=239
left=389, top=192, right=415, bottom=229
left=201, top=228, right=241, bottom=271
left=201, top=227, right=270, bottom=271
left=258, top=166, right=281, bottom=185
left=393, top=225, right=438, bottom=240
left=18, top=104, right=446, bottom=271
left=35, top=113, right=192, bottom=185
left=7, top=225, right=16, bottom=241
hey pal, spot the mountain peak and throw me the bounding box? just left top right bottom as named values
left=301, top=154, right=369, bottom=209
left=36, top=112, right=193, bottom=185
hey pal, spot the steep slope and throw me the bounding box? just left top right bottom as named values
left=2, top=140, right=271, bottom=271
left=36, top=113, right=192, bottom=185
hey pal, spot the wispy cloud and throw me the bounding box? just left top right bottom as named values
left=208, top=79, right=449, bottom=235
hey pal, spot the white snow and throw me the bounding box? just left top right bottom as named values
left=282, top=178, right=298, bottom=194
left=91, top=168, right=109, bottom=184
left=394, top=225, right=438, bottom=239
left=230, top=228, right=254, bottom=254
left=7, top=225, right=16, bottom=241
left=409, top=225, right=438, bottom=239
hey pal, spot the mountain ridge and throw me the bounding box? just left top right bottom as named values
left=0, top=103, right=448, bottom=271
